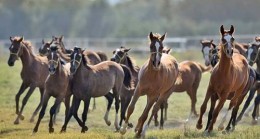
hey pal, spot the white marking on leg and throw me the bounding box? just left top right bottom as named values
left=141, top=124, right=149, bottom=137
left=218, top=108, right=232, bottom=130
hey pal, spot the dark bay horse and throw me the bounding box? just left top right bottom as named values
left=39, top=36, right=109, bottom=110
left=196, top=25, right=251, bottom=134
left=120, top=32, right=179, bottom=138
left=154, top=47, right=211, bottom=129
left=60, top=47, right=132, bottom=132
left=111, top=46, right=140, bottom=127
left=33, top=45, right=71, bottom=133
left=8, top=36, right=49, bottom=124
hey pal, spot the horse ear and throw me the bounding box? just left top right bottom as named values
left=50, top=39, right=54, bottom=44
left=60, top=35, right=64, bottom=41
left=160, top=32, right=167, bottom=41
left=230, top=25, right=235, bottom=34
left=10, top=36, right=14, bottom=42
left=149, top=32, right=154, bottom=40
left=42, top=39, right=45, bottom=44
left=18, top=36, right=24, bottom=42
left=124, top=48, right=131, bottom=52
left=212, top=43, right=217, bottom=49
left=113, top=50, right=115, bottom=54
left=166, top=48, right=171, bottom=54
left=200, top=40, right=203, bottom=44
left=52, top=36, right=56, bottom=40
left=210, top=40, right=213, bottom=43
left=220, top=25, right=225, bottom=35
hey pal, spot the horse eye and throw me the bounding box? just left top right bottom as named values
left=231, top=38, right=235, bottom=41
left=221, top=38, right=226, bottom=42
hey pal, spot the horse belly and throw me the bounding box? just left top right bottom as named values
left=90, top=78, right=115, bottom=98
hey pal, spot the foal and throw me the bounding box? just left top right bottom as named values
left=8, top=36, right=48, bottom=124
left=196, top=25, right=250, bottom=133
left=154, top=47, right=211, bottom=129
left=111, top=46, right=140, bottom=127
left=33, top=45, right=71, bottom=133
left=60, top=47, right=132, bottom=132
left=120, top=32, right=179, bottom=138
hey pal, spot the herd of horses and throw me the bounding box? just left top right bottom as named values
left=6, top=25, right=260, bottom=138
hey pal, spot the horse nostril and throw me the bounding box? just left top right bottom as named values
left=110, top=58, right=115, bottom=61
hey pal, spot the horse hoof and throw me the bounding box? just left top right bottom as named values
left=218, top=126, right=224, bottom=131
left=105, top=120, right=111, bottom=126
left=196, top=123, right=203, bottom=130
left=81, top=126, right=88, bottom=133
left=49, top=128, right=54, bottom=133
left=154, top=121, right=159, bottom=127
left=60, top=127, right=66, bottom=133
left=135, top=133, right=141, bottom=138
left=14, top=120, right=19, bottom=125
left=119, top=127, right=127, bottom=135
left=33, top=128, right=38, bottom=133
left=203, top=130, right=210, bottom=136
left=159, top=126, right=164, bottom=130
left=128, top=123, right=133, bottom=128
left=252, top=119, right=258, bottom=125
left=19, top=115, right=25, bottom=120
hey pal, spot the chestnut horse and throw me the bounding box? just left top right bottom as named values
left=154, top=47, right=211, bottom=129
left=8, top=36, right=49, bottom=124
left=120, top=32, right=179, bottom=138
left=196, top=25, right=251, bottom=133
left=33, top=45, right=72, bottom=133
left=39, top=37, right=110, bottom=110
left=111, top=46, right=140, bottom=127
left=60, top=47, right=132, bottom=132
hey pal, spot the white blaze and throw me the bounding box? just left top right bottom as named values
left=203, top=47, right=210, bottom=63
left=155, top=42, right=160, bottom=63
left=73, top=53, right=77, bottom=66
left=224, top=35, right=232, bottom=48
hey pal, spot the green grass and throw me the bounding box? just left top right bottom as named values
left=1, top=50, right=260, bottom=139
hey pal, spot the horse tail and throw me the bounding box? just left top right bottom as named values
left=120, top=64, right=133, bottom=89
left=196, top=62, right=211, bottom=73
left=96, top=51, right=108, bottom=61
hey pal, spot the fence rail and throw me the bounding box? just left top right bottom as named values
left=1, top=34, right=259, bottom=54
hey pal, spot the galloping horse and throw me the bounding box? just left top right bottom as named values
left=111, top=46, right=140, bottom=127
left=60, top=47, right=132, bottom=132
left=196, top=25, right=250, bottom=133
left=120, top=32, right=179, bottom=138
left=8, top=36, right=48, bottom=124
left=39, top=36, right=110, bottom=110
left=154, top=47, right=210, bottom=129
left=33, top=45, right=71, bottom=133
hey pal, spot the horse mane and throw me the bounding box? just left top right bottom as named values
left=126, top=56, right=139, bottom=72
left=13, top=37, right=34, bottom=54
left=81, top=53, right=92, bottom=70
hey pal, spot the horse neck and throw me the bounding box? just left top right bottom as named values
left=58, top=42, right=67, bottom=53
left=20, top=45, right=35, bottom=69
left=256, top=59, right=260, bottom=73
left=218, top=46, right=232, bottom=71
left=54, top=61, right=65, bottom=76
left=74, top=60, right=91, bottom=82
left=122, top=56, right=136, bottom=73
left=57, top=50, right=70, bottom=62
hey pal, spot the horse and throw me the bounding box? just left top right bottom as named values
left=32, top=45, right=72, bottom=133
left=153, top=47, right=211, bottom=129
left=60, top=47, right=132, bottom=132
left=196, top=25, right=251, bottom=134
left=39, top=37, right=110, bottom=111
left=110, top=46, right=140, bottom=127
left=120, top=32, right=179, bottom=138
left=8, top=36, right=49, bottom=124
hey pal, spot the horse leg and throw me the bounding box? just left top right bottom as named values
left=154, top=111, right=159, bottom=127
left=33, top=93, right=50, bottom=133
left=104, top=92, right=114, bottom=126
left=186, top=89, right=197, bottom=123
left=196, top=87, right=212, bottom=130
left=205, top=95, right=217, bottom=131
left=236, top=88, right=256, bottom=123
left=114, top=93, right=120, bottom=131
left=81, top=97, right=91, bottom=133
left=61, top=96, right=83, bottom=133
left=119, top=96, right=126, bottom=127
left=30, top=88, right=44, bottom=123
left=92, top=98, right=96, bottom=111
left=53, top=102, right=61, bottom=125
left=14, top=86, right=36, bottom=124
left=159, top=102, right=165, bottom=130
left=135, top=95, right=157, bottom=138
left=49, top=97, right=63, bottom=133
left=207, top=96, right=228, bottom=133
left=15, top=82, right=29, bottom=121
left=252, top=94, right=260, bottom=124
left=120, top=85, right=141, bottom=135
left=164, top=101, right=168, bottom=121
left=124, top=95, right=133, bottom=128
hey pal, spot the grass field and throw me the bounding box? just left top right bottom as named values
left=1, top=49, right=260, bottom=139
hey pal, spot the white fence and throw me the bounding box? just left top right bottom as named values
left=1, top=34, right=259, bottom=54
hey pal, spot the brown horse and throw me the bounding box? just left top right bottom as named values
left=60, top=47, right=132, bottom=132
left=154, top=47, right=211, bottom=129
left=196, top=25, right=251, bottom=134
left=111, top=46, right=140, bottom=127
left=39, top=36, right=109, bottom=110
left=32, top=45, right=71, bottom=133
left=8, top=36, right=49, bottom=124
left=120, top=32, right=179, bottom=138
left=200, top=40, right=220, bottom=67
